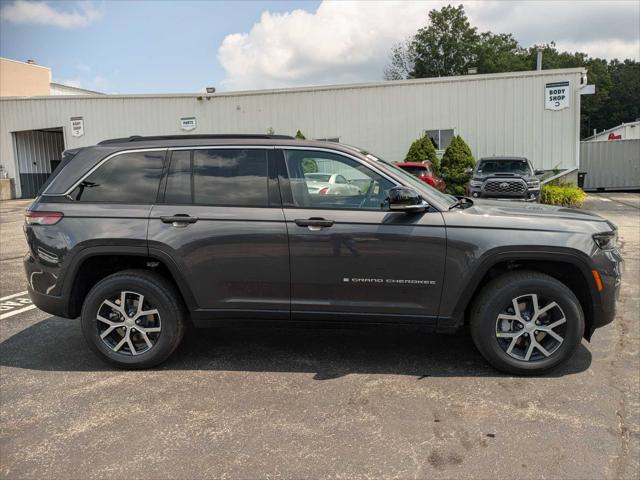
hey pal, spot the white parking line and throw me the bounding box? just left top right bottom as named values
left=0, top=304, right=36, bottom=320
left=0, top=291, right=28, bottom=301
left=0, top=291, right=37, bottom=320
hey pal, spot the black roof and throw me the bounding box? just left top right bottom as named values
left=98, top=134, right=295, bottom=145
left=479, top=156, right=528, bottom=161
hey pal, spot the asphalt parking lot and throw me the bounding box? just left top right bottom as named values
left=1, top=194, right=638, bottom=479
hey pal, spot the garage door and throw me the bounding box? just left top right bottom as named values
left=13, top=128, right=65, bottom=198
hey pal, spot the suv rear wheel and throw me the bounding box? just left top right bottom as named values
left=470, top=271, right=584, bottom=375
left=81, top=270, right=185, bottom=369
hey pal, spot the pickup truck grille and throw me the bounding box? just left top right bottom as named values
left=483, top=179, right=527, bottom=195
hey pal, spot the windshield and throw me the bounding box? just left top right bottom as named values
left=477, top=159, right=531, bottom=175
left=399, top=165, right=430, bottom=176
left=361, top=152, right=457, bottom=208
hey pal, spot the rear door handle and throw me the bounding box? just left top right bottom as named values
left=160, top=214, right=198, bottom=227
left=295, top=218, right=334, bottom=230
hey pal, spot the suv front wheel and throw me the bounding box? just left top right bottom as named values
left=470, top=271, right=584, bottom=375
left=81, top=270, right=185, bottom=369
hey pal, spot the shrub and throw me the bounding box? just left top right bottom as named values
left=440, top=135, right=475, bottom=195
left=540, top=184, right=586, bottom=208
left=295, top=130, right=306, bottom=140
left=302, top=158, right=318, bottom=174
left=405, top=134, right=440, bottom=172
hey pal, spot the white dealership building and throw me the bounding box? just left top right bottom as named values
left=1, top=67, right=590, bottom=198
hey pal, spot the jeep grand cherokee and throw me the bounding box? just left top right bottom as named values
left=24, top=135, right=622, bottom=374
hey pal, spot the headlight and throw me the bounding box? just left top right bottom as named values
left=470, top=180, right=483, bottom=187
left=527, top=180, right=540, bottom=188
left=593, top=231, right=617, bottom=250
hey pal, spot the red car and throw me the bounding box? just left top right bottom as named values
left=395, top=161, right=446, bottom=191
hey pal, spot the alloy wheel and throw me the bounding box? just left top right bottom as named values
left=96, top=291, right=161, bottom=356
left=495, top=293, right=567, bottom=362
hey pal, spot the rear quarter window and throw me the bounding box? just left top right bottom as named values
left=70, top=151, right=165, bottom=203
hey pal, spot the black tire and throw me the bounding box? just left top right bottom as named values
left=470, top=271, right=584, bottom=375
left=81, top=269, right=185, bottom=369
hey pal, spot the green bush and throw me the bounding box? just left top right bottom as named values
left=405, top=134, right=440, bottom=172
left=440, top=135, right=475, bottom=195
left=295, top=130, right=306, bottom=140
left=540, top=184, right=586, bottom=208
left=302, top=158, right=318, bottom=173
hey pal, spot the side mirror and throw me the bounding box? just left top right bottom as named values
left=534, top=169, right=545, bottom=176
left=464, top=167, right=473, bottom=175
left=387, top=187, right=428, bottom=213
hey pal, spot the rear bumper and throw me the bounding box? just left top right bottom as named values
left=26, top=285, right=71, bottom=318
left=24, top=252, right=72, bottom=318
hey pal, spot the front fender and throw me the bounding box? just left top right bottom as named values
left=437, top=245, right=599, bottom=332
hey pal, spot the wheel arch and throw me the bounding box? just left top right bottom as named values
left=442, top=248, right=600, bottom=339
left=64, top=246, right=197, bottom=318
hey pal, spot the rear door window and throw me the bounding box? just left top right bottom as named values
left=192, top=149, right=268, bottom=207
left=71, top=151, right=164, bottom=203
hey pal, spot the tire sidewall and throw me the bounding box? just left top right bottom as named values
left=81, top=274, right=181, bottom=368
left=474, top=277, right=584, bottom=374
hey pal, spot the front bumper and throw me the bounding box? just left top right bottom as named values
left=589, top=247, right=623, bottom=334
left=468, top=187, right=540, bottom=201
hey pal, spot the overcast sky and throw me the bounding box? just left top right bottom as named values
left=1, top=0, right=638, bottom=93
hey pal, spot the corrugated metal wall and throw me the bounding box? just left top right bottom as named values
left=13, top=129, right=65, bottom=197
left=0, top=68, right=585, bottom=197
left=581, top=139, right=640, bottom=191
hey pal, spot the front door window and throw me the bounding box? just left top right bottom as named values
left=284, top=150, right=395, bottom=210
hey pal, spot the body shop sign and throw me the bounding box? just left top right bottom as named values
left=545, top=81, right=570, bottom=111
left=70, top=116, right=84, bottom=137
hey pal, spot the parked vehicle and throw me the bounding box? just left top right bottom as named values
left=396, top=161, right=446, bottom=191
left=466, top=156, right=543, bottom=201
left=24, top=135, right=621, bottom=374
left=304, top=173, right=362, bottom=196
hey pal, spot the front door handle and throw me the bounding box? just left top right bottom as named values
left=160, top=214, right=198, bottom=227
left=295, top=218, right=334, bottom=230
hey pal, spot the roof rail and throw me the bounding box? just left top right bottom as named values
left=98, top=134, right=295, bottom=145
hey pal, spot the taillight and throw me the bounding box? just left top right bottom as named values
left=25, top=211, right=63, bottom=225
left=319, top=187, right=329, bottom=195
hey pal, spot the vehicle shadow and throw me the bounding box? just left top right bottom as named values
left=0, top=316, right=592, bottom=378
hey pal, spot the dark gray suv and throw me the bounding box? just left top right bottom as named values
left=24, top=135, right=622, bottom=374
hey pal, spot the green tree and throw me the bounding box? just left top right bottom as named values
left=404, top=134, right=440, bottom=172
left=601, top=60, right=640, bottom=131
left=295, top=130, right=306, bottom=139
left=383, top=40, right=415, bottom=80
left=411, top=4, right=479, bottom=78
left=383, top=4, right=640, bottom=140
left=440, top=135, right=475, bottom=195
left=475, top=32, right=528, bottom=73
